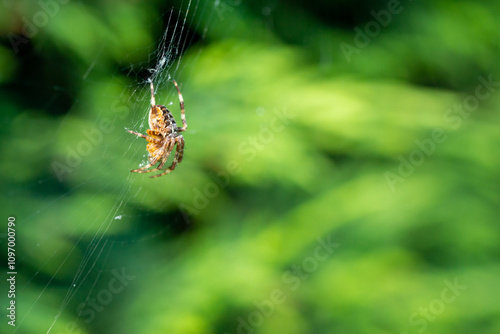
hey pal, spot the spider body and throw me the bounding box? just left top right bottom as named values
left=127, top=80, right=187, bottom=178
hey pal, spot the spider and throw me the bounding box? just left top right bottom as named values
left=127, top=79, right=187, bottom=178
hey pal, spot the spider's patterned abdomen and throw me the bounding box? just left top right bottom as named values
left=149, top=105, right=177, bottom=135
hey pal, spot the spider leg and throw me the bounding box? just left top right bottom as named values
left=126, top=129, right=149, bottom=140
left=151, top=136, right=184, bottom=178
left=130, top=154, right=160, bottom=173
left=175, top=136, right=185, bottom=164
left=132, top=140, right=173, bottom=173
left=172, top=80, right=187, bottom=132
left=156, top=139, right=174, bottom=170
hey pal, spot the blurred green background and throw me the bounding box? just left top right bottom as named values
left=1, top=0, right=500, bottom=333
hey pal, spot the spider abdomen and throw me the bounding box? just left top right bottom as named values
left=149, top=105, right=178, bottom=134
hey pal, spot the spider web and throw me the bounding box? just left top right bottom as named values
left=6, top=1, right=233, bottom=333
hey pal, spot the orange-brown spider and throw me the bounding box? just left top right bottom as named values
left=127, top=79, right=187, bottom=178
